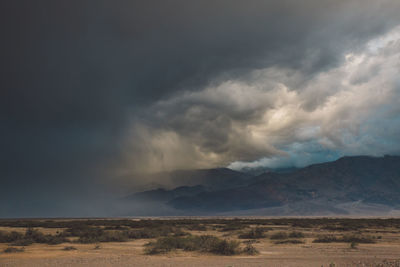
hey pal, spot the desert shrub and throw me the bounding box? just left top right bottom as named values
left=291, top=221, right=315, bottom=228
left=145, top=235, right=218, bottom=254
left=24, top=228, right=45, bottom=241
left=242, top=239, right=259, bottom=245
left=322, top=225, right=357, bottom=231
left=126, top=229, right=157, bottom=239
left=189, top=235, right=224, bottom=252
left=145, top=236, right=186, bottom=254
left=274, top=239, right=305, bottom=244
left=0, top=228, right=66, bottom=246
left=350, top=242, right=358, bottom=249
left=11, top=238, right=34, bottom=246
left=99, top=231, right=129, bottom=242
left=210, top=239, right=241, bottom=255
left=78, top=230, right=128, bottom=243
left=238, top=227, right=266, bottom=239
left=288, top=231, right=305, bottom=238
left=63, top=246, right=77, bottom=251
left=63, top=225, right=127, bottom=243
left=241, top=244, right=259, bottom=255
left=24, top=228, right=67, bottom=245
left=44, top=234, right=68, bottom=245
left=126, top=226, right=187, bottom=239
left=270, top=232, right=288, bottom=240
left=341, top=235, right=375, bottom=244
left=313, top=234, right=375, bottom=244
left=145, top=235, right=241, bottom=255
left=80, top=229, right=103, bottom=243
left=184, top=224, right=207, bottom=231
left=0, top=230, right=24, bottom=243
left=62, top=226, right=102, bottom=238
left=3, top=247, right=24, bottom=253
left=313, top=235, right=339, bottom=243
left=219, top=223, right=247, bottom=232
left=172, top=228, right=187, bottom=237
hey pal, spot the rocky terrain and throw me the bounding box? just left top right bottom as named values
left=125, top=156, right=400, bottom=215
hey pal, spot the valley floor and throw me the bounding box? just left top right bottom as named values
left=1, top=241, right=400, bottom=267
left=0, top=218, right=399, bottom=267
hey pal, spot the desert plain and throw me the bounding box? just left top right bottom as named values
left=0, top=218, right=399, bottom=267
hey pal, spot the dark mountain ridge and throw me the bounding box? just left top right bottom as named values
left=126, top=156, right=400, bottom=215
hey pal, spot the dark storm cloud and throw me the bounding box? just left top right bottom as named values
left=1, top=0, right=400, bottom=216
left=3, top=0, right=400, bottom=123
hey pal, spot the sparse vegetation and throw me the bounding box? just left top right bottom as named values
left=0, top=228, right=67, bottom=246
left=63, top=246, right=77, bottom=251
left=241, top=244, right=259, bottom=255
left=341, top=234, right=376, bottom=244
left=219, top=222, right=247, bottom=232
left=76, top=229, right=128, bottom=243
left=350, top=242, right=358, bottom=249
left=210, top=239, right=241, bottom=255
left=0, top=218, right=399, bottom=230
left=313, top=234, right=375, bottom=244
left=184, top=224, right=207, bottom=231
left=126, top=226, right=188, bottom=239
left=270, top=231, right=288, bottom=240
left=313, top=234, right=338, bottom=243
left=3, top=247, right=25, bottom=253
left=238, top=227, right=266, bottom=239
left=0, top=217, right=396, bottom=261
left=288, top=231, right=305, bottom=238
left=0, top=230, right=24, bottom=243
left=145, top=235, right=241, bottom=255
left=11, top=238, right=34, bottom=246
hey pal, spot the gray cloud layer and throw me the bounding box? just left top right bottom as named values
left=129, top=28, right=400, bottom=172
left=1, top=0, right=400, bottom=216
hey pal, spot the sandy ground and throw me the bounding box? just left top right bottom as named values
left=1, top=238, right=400, bottom=266
left=1, top=224, right=400, bottom=267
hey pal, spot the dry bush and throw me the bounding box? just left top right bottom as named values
left=184, top=224, right=207, bottom=231
left=238, top=227, right=266, bottom=239
left=241, top=244, right=259, bottom=255
left=3, top=247, right=24, bottom=253
left=219, top=222, right=247, bottom=232
left=127, top=226, right=188, bottom=239
left=313, top=234, right=375, bottom=244
left=63, top=246, right=77, bottom=251
left=0, top=228, right=67, bottom=246
left=0, top=230, right=24, bottom=243
left=288, top=231, right=305, bottom=238
left=77, top=230, right=128, bottom=243
left=145, top=235, right=241, bottom=255
left=270, top=232, right=288, bottom=240
left=312, top=235, right=339, bottom=243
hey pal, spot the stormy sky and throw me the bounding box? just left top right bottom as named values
left=1, top=0, right=400, bottom=217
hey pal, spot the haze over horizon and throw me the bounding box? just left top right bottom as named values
left=1, top=0, right=400, bottom=217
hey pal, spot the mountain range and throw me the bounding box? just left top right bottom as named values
left=123, top=156, right=400, bottom=216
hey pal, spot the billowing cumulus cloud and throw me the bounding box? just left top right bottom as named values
left=125, top=26, right=400, bottom=172
left=1, top=0, right=400, bottom=216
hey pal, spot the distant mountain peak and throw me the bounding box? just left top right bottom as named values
left=123, top=155, right=400, bottom=216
